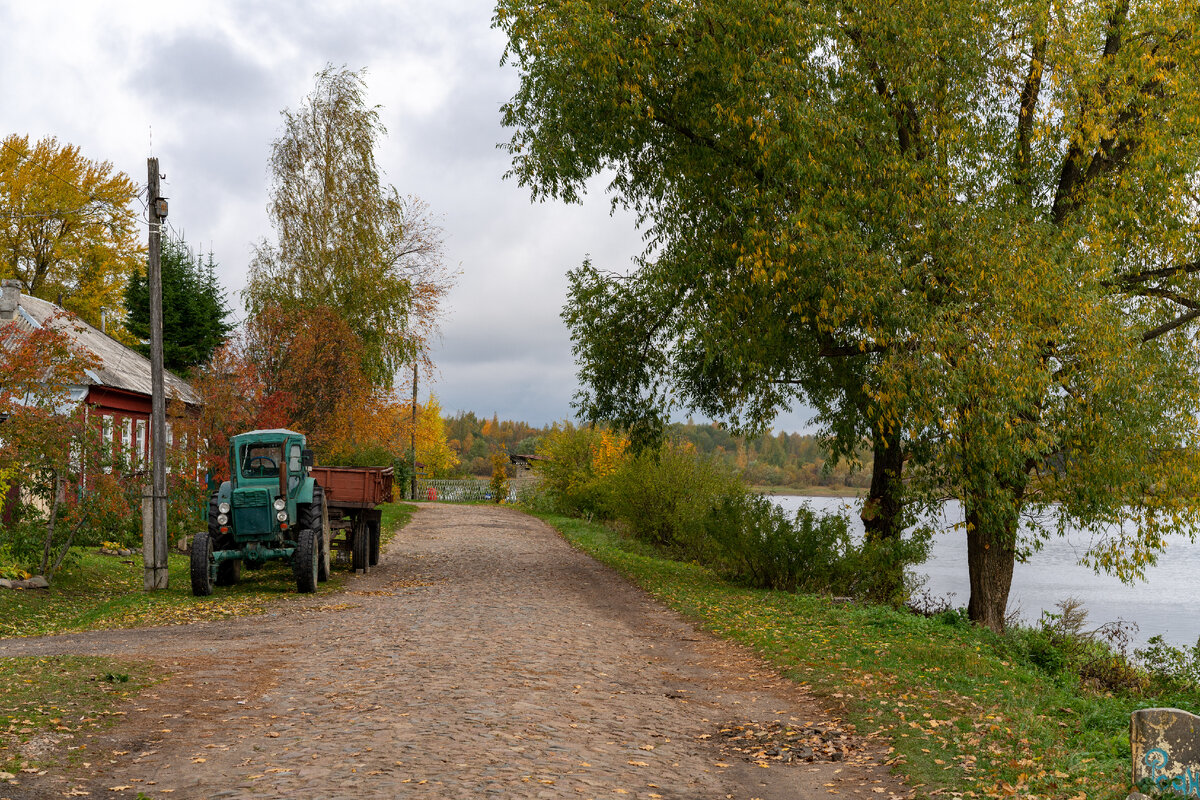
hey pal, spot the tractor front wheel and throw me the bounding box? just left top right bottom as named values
left=191, top=530, right=214, bottom=597
left=294, top=528, right=319, bottom=593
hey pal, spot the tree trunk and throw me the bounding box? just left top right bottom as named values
left=965, top=506, right=1018, bottom=633
left=862, top=426, right=904, bottom=542
left=39, top=471, right=61, bottom=576
left=859, top=426, right=906, bottom=600
left=48, top=515, right=86, bottom=581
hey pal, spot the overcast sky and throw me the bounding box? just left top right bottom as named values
left=0, top=1, right=812, bottom=432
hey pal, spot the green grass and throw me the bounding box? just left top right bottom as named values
left=0, top=656, right=157, bottom=774
left=0, top=501, right=419, bottom=639
left=537, top=512, right=1190, bottom=800
left=379, top=502, right=417, bottom=547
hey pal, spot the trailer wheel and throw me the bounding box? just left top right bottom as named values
left=351, top=519, right=369, bottom=573
left=317, top=531, right=331, bottom=581
left=190, top=530, right=214, bottom=597
left=294, top=528, right=318, bottom=593
left=368, top=519, right=381, bottom=567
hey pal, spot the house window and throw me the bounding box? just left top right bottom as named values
left=135, top=419, right=147, bottom=468
left=101, top=415, right=114, bottom=473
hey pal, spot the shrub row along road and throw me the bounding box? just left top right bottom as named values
left=3, top=504, right=910, bottom=799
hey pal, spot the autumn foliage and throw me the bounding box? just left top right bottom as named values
left=0, top=316, right=120, bottom=575
left=192, top=305, right=459, bottom=477
left=0, top=134, right=142, bottom=339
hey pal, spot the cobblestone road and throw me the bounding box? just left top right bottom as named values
left=3, top=504, right=910, bottom=799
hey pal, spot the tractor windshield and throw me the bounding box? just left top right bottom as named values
left=240, top=443, right=284, bottom=479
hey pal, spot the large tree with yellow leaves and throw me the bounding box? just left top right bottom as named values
left=498, top=0, right=1200, bottom=629
left=0, top=134, right=142, bottom=333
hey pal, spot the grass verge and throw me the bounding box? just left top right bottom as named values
left=0, top=656, right=156, bottom=775
left=0, top=502, right=419, bottom=780
left=0, top=501, right=418, bottom=639
left=536, top=512, right=1187, bottom=800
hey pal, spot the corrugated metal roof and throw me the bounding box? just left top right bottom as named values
left=16, top=293, right=200, bottom=406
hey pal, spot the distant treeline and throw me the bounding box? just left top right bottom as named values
left=444, top=412, right=869, bottom=491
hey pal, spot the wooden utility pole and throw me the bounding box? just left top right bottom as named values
left=143, top=158, right=169, bottom=590
left=410, top=363, right=418, bottom=501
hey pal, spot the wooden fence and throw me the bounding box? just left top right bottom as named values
left=412, top=476, right=539, bottom=503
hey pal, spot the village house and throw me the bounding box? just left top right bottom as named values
left=0, top=279, right=201, bottom=516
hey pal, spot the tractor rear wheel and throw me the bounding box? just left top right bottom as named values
left=294, top=528, right=318, bottom=593
left=300, top=485, right=330, bottom=582
left=215, top=558, right=243, bottom=586
left=190, top=530, right=214, bottom=597
left=352, top=519, right=369, bottom=573
left=208, top=494, right=220, bottom=539
left=368, top=519, right=381, bottom=567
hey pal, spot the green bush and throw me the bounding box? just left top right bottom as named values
left=705, top=493, right=849, bottom=591
left=0, top=512, right=48, bottom=571
left=533, top=425, right=626, bottom=518
left=1137, top=635, right=1200, bottom=691
left=606, top=445, right=744, bottom=557
left=703, top=493, right=928, bottom=604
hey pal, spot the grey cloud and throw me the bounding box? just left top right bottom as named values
left=237, top=0, right=474, bottom=66
left=430, top=355, right=579, bottom=426
left=130, top=31, right=277, bottom=114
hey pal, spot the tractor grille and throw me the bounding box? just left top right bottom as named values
left=232, top=488, right=272, bottom=536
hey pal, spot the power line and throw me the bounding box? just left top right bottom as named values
left=0, top=204, right=105, bottom=220
left=0, top=138, right=148, bottom=228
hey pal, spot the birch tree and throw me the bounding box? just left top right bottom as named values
left=246, top=65, right=452, bottom=386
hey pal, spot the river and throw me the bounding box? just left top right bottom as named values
left=770, top=494, right=1200, bottom=652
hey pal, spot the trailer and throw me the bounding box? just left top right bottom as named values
left=308, top=465, right=394, bottom=574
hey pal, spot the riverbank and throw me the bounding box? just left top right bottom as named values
left=751, top=484, right=866, bottom=497
left=539, top=511, right=1193, bottom=799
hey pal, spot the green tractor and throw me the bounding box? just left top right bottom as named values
left=192, top=428, right=329, bottom=596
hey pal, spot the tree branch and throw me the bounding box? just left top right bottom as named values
left=1142, top=308, right=1200, bottom=341
left=1051, top=0, right=1130, bottom=224
left=1015, top=3, right=1050, bottom=204
left=1114, top=259, right=1200, bottom=286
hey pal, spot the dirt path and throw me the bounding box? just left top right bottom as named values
left=2, top=504, right=910, bottom=799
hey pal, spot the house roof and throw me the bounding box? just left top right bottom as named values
left=15, top=293, right=200, bottom=406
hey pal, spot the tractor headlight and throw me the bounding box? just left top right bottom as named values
left=218, top=502, right=231, bottom=514
left=217, top=514, right=228, bottom=525
left=273, top=498, right=286, bottom=511
left=276, top=510, right=288, bottom=522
